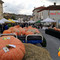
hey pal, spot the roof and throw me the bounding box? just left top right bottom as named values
left=38, top=5, right=60, bottom=12
left=33, top=6, right=46, bottom=12
left=0, top=0, right=4, bottom=3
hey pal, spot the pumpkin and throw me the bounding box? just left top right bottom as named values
left=0, top=36, right=25, bottom=60
left=9, top=27, right=19, bottom=35
left=23, top=27, right=28, bottom=32
left=58, top=51, right=60, bottom=57
left=18, top=28, right=25, bottom=35
left=12, top=32, right=18, bottom=35
left=9, top=27, right=14, bottom=30
left=53, top=27, right=58, bottom=31
left=14, top=25, right=20, bottom=28
left=11, top=28, right=20, bottom=35
left=27, top=28, right=40, bottom=34
left=57, top=29, right=60, bottom=31
left=35, top=29, right=40, bottom=33
left=28, top=26, right=33, bottom=29
left=25, top=31, right=34, bottom=35
left=3, top=30, right=11, bottom=34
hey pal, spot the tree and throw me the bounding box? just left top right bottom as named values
left=11, top=16, right=16, bottom=20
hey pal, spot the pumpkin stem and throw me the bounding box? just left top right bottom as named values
left=6, top=45, right=10, bottom=48
left=59, top=47, right=60, bottom=51
left=6, top=44, right=16, bottom=48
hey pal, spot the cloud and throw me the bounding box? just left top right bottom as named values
left=47, top=0, right=60, bottom=4
left=3, top=2, right=25, bottom=14
left=2, top=0, right=55, bottom=15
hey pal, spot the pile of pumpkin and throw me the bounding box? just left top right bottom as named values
left=53, top=27, right=60, bottom=32
left=3, top=25, right=40, bottom=35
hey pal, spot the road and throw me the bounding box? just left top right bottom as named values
left=39, top=29, right=60, bottom=60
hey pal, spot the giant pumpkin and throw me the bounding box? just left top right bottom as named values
left=53, top=27, right=58, bottom=31
left=25, top=31, right=34, bottom=35
left=0, top=36, right=25, bottom=60
left=23, top=27, right=28, bottom=32
left=18, top=28, right=25, bottom=35
left=27, top=28, right=40, bottom=34
left=57, top=29, right=60, bottom=31
left=11, top=28, right=20, bottom=35
left=3, top=30, right=11, bottom=34
left=8, top=27, right=14, bottom=30
left=14, top=25, right=20, bottom=28
left=28, top=26, right=33, bottom=29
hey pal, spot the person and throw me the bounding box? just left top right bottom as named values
left=40, top=23, right=43, bottom=29
left=8, top=24, right=12, bottom=28
left=0, top=24, right=3, bottom=33
left=4, top=24, right=8, bottom=30
left=52, top=24, right=55, bottom=28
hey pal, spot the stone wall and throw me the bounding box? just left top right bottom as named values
left=0, top=3, right=3, bottom=19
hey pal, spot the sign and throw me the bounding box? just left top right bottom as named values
left=50, top=13, right=60, bottom=15
left=50, top=11, right=60, bottom=15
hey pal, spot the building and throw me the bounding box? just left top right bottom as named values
left=37, top=3, right=60, bottom=27
left=33, top=6, right=46, bottom=21
left=38, top=3, right=60, bottom=21
left=0, top=0, right=4, bottom=19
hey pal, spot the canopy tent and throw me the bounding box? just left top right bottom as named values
left=35, top=20, right=42, bottom=23
left=12, top=20, right=20, bottom=23
left=8, top=19, right=15, bottom=23
left=0, top=20, right=4, bottom=24
left=28, top=20, right=35, bottom=23
left=41, top=18, right=56, bottom=22
left=0, top=18, right=11, bottom=23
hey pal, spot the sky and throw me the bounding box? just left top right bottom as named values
left=2, top=0, right=59, bottom=15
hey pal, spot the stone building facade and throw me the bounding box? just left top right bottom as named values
left=32, top=6, right=46, bottom=21
left=38, top=3, right=60, bottom=20
left=0, top=0, right=4, bottom=19
left=38, top=3, right=60, bottom=27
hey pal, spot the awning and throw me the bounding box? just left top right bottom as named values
left=41, top=18, right=56, bottom=22
left=8, top=19, right=15, bottom=23
left=35, top=20, right=42, bottom=23
left=12, top=20, right=20, bottom=23
left=0, top=20, right=4, bottom=24
left=28, top=20, right=35, bottom=23
left=0, top=18, right=11, bottom=23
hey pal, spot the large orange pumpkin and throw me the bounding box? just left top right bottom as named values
left=23, top=27, right=28, bottom=32
left=58, top=51, right=60, bottom=57
left=0, top=36, right=25, bottom=60
left=28, top=26, right=33, bottom=29
left=25, top=31, right=34, bottom=35
left=18, top=28, right=25, bottom=35
left=27, top=28, right=40, bottom=34
left=14, top=25, right=20, bottom=28
left=57, top=29, right=60, bottom=31
left=11, top=28, right=20, bottom=35
left=35, top=29, right=40, bottom=33
left=8, top=27, right=19, bottom=35
left=53, top=27, right=58, bottom=31
left=9, top=27, right=14, bottom=30
left=3, top=30, right=11, bottom=34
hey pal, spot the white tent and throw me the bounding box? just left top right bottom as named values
left=12, top=20, right=20, bottom=23
left=41, top=18, right=56, bottom=22
left=0, top=20, right=4, bottom=24
left=28, top=20, right=35, bottom=23
left=0, top=18, right=11, bottom=23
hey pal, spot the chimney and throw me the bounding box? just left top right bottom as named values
left=54, top=2, right=56, bottom=6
